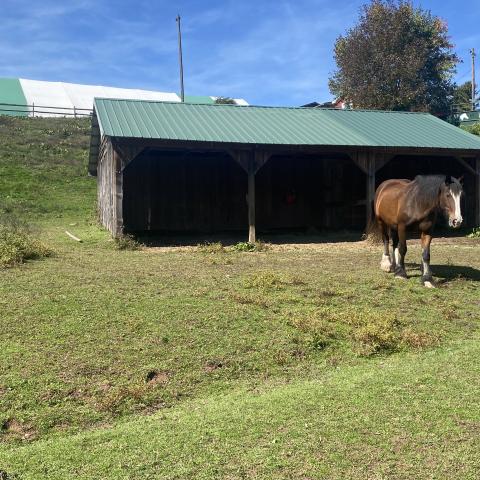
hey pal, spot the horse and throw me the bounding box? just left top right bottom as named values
left=372, top=175, right=463, bottom=288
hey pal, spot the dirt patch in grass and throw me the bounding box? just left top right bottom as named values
left=1, top=418, right=37, bottom=442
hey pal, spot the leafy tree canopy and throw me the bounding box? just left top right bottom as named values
left=329, top=0, right=459, bottom=114
left=452, top=81, right=475, bottom=112
left=214, top=97, right=236, bottom=104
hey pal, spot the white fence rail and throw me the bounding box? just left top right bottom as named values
left=0, top=102, right=93, bottom=117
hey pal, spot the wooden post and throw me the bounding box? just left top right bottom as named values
left=248, top=158, right=256, bottom=243
left=230, top=150, right=271, bottom=243
left=366, top=153, right=376, bottom=226
left=351, top=151, right=376, bottom=227
left=113, top=148, right=124, bottom=237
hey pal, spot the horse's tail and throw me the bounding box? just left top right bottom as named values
left=363, top=200, right=383, bottom=245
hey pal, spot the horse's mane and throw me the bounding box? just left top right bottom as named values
left=405, top=175, right=446, bottom=212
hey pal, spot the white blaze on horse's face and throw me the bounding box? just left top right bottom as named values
left=442, top=178, right=463, bottom=229
left=450, top=190, right=462, bottom=228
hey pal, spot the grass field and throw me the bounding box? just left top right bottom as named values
left=1, top=116, right=480, bottom=479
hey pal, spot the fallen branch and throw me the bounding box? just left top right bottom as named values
left=65, top=231, right=82, bottom=242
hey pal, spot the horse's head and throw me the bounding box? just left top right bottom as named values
left=439, top=175, right=463, bottom=228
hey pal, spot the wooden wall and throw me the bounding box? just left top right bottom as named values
left=121, top=149, right=366, bottom=234
left=255, top=154, right=365, bottom=231
left=97, top=136, right=119, bottom=235
left=123, top=149, right=247, bottom=233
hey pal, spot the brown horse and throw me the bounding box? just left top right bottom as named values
left=373, top=175, right=463, bottom=288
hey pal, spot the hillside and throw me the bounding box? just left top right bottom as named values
left=0, top=115, right=94, bottom=222
left=0, top=116, right=480, bottom=479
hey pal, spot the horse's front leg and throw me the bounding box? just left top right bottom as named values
left=393, top=224, right=408, bottom=279
left=420, top=231, right=435, bottom=288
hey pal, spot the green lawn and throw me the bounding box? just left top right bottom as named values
left=0, top=116, right=479, bottom=479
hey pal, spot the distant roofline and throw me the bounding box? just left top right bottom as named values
left=93, top=97, right=432, bottom=115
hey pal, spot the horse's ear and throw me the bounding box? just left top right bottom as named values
left=458, top=175, right=464, bottom=184
left=445, top=174, right=452, bottom=185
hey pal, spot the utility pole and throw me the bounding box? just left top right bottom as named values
left=176, top=14, right=185, bottom=103
left=471, top=48, right=476, bottom=111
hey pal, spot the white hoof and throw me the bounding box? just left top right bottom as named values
left=424, top=281, right=435, bottom=289
left=380, top=255, right=393, bottom=272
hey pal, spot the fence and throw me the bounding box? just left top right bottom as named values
left=0, top=102, right=93, bottom=117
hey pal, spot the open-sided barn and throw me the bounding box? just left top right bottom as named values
left=88, top=99, right=480, bottom=240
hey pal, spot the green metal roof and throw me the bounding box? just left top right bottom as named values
left=93, top=98, right=480, bottom=151
left=183, top=95, right=215, bottom=104
left=0, top=78, right=28, bottom=116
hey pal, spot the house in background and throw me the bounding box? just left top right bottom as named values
left=458, top=110, right=480, bottom=127
left=301, top=99, right=346, bottom=109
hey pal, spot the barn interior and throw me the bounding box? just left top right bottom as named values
left=122, top=149, right=367, bottom=235
left=122, top=149, right=477, bottom=236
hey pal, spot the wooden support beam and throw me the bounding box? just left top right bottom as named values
left=454, top=156, right=477, bottom=176
left=366, top=153, right=376, bottom=226
left=248, top=159, right=256, bottom=243
left=113, top=149, right=124, bottom=237
left=231, top=149, right=272, bottom=243
left=352, top=152, right=376, bottom=227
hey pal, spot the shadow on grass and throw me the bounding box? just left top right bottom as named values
left=406, top=263, right=480, bottom=282
left=133, top=230, right=365, bottom=247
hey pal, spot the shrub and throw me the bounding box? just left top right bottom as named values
left=232, top=241, right=256, bottom=252
left=113, top=234, right=142, bottom=251
left=0, top=217, right=52, bottom=268
left=197, top=242, right=225, bottom=253
left=466, top=227, right=480, bottom=239
left=231, top=240, right=271, bottom=252
left=243, top=271, right=286, bottom=290
left=353, top=313, right=400, bottom=356
left=289, top=313, right=338, bottom=351
left=462, top=123, right=480, bottom=136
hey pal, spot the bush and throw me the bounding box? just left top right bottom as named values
left=231, top=240, right=271, bottom=252
left=289, top=313, right=338, bottom=351
left=197, top=242, right=225, bottom=253
left=466, top=227, right=480, bottom=238
left=462, top=123, right=480, bottom=136
left=0, top=218, right=52, bottom=268
left=353, top=313, right=400, bottom=356
left=114, top=234, right=142, bottom=251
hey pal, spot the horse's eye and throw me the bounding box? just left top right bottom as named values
left=446, top=193, right=451, bottom=198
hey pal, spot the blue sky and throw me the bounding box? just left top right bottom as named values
left=2, top=0, right=480, bottom=106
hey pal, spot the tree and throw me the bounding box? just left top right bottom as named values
left=452, top=81, right=475, bottom=112
left=329, top=0, right=459, bottom=114
left=214, top=97, right=236, bottom=105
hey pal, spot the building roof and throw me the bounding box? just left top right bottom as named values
left=0, top=78, right=248, bottom=117
left=93, top=98, right=480, bottom=152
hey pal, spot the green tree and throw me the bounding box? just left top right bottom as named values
left=214, top=97, right=236, bottom=105
left=452, top=81, right=475, bottom=112
left=329, top=0, right=459, bottom=114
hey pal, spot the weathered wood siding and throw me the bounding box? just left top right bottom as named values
left=123, top=150, right=247, bottom=233
left=97, top=136, right=122, bottom=236
left=256, top=154, right=366, bottom=231
left=122, top=150, right=366, bottom=233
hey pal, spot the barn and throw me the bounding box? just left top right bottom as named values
left=88, top=99, right=480, bottom=240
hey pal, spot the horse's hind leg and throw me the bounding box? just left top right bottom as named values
left=380, top=222, right=393, bottom=272
left=392, top=227, right=407, bottom=279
